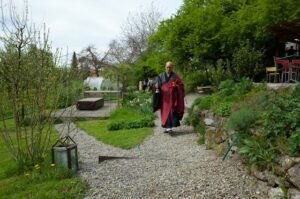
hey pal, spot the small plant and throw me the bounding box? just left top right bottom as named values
left=195, top=124, right=205, bottom=136
left=238, top=136, right=276, bottom=170
left=215, top=101, right=232, bottom=117
left=197, top=137, right=205, bottom=145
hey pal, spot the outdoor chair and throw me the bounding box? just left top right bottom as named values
left=292, top=59, right=300, bottom=81
left=266, top=67, right=280, bottom=83
left=275, top=59, right=295, bottom=83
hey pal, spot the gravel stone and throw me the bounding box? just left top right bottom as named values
left=55, top=93, right=270, bottom=199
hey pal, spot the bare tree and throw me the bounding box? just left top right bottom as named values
left=107, top=3, right=162, bottom=64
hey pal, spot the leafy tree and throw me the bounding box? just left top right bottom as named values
left=143, top=0, right=300, bottom=80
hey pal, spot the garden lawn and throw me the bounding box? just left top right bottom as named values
left=0, top=128, right=88, bottom=199
left=75, top=107, right=154, bottom=149
left=75, top=120, right=153, bottom=149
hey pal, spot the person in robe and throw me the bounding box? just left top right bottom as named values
left=155, top=61, right=185, bottom=133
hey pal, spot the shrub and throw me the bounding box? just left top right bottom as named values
left=225, top=107, right=257, bottom=132
left=218, top=79, right=235, bottom=96
left=107, top=116, right=154, bottom=131
left=235, top=77, right=253, bottom=98
left=209, top=59, right=232, bottom=87
left=183, top=70, right=210, bottom=93
left=231, top=42, right=264, bottom=81
left=262, top=94, right=300, bottom=139
left=192, top=96, right=212, bottom=110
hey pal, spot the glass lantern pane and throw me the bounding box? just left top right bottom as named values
left=53, top=147, right=68, bottom=168
left=70, top=148, right=78, bottom=171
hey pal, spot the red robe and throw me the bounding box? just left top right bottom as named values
left=160, top=75, right=185, bottom=127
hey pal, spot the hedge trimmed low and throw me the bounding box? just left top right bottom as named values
left=107, top=117, right=154, bottom=131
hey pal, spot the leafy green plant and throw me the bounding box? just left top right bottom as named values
left=218, top=79, right=235, bottom=96
left=288, top=129, right=300, bottom=157
left=262, top=94, right=300, bottom=139
left=238, top=136, right=276, bottom=170
left=192, top=96, right=212, bottom=110
left=214, top=101, right=232, bottom=117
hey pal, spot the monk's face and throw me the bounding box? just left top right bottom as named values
left=165, top=63, right=172, bottom=74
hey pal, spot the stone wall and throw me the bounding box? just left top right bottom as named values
left=200, top=109, right=300, bottom=199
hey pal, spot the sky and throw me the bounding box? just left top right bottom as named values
left=3, top=0, right=183, bottom=56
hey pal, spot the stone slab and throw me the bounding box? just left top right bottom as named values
left=77, top=98, right=104, bottom=110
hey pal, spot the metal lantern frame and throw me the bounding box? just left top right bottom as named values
left=51, top=135, right=79, bottom=171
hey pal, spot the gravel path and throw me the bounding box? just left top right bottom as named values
left=55, top=94, right=270, bottom=199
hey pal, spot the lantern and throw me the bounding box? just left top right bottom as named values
left=52, top=136, right=79, bottom=171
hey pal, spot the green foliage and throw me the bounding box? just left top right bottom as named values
left=238, top=136, right=276, bottom=170
left=141, top=0, right=300, bottom=81
left=288, top=129, right=300, bottom=157
left=0, top=133, right=87, bottom=199
left=107, top=117, right=154, bottom=131
left=183, top=69, right=210, bottom=93
left=122, top=91, right=153, bottom=115
left=262, top=91, right=300, bottom=139
left=235, top=78, right=253, bottom=97
left=192, top=96, right=212, bottom=110
left=209, top=59, right=232, bottom=87
left=195, top=124, right=205, bottom=136
left=231, top=42, right=264, bottom=81
left=218, top=79, right=235, bottom=96
left=57, top=79, right=84, bottom=109
left=75, top=120, right=153, bottom=149
left=214, top=101, right=232, bottom=117
left=225, top=107, right=257, bottom=132
left=197, top=137, right=205, bottom=145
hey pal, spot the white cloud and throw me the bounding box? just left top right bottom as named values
left=3, top=0, right=183, bottom=55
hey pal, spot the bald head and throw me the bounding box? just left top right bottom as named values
left=165, top=61, right=173, bottom=74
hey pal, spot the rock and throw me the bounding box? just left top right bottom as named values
left=268, top=187, right=285, bottom=199
left=206, top=126, right=216, bottom=131
left=280, top=156, right=300, bottom=171
left=288, top=164, right=300, bottom=189
left=288, top=188, right=300, bottom=199
left=205, top=128, right=224, bottom=146
left=251, top=166, right=277, bottom=186
left=204, top=118, right=214, bottom=126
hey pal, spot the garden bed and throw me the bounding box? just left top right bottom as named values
left=186, top=79, right=300, bottom=198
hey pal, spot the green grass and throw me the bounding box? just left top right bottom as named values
left=0, top=130, right=88, bottom=198
left=0, top=119, right=16, bottom=131
left=109, top=107, right=147, bottom=120
left=75, top=106, right=154, bottom=149
left=76, top=120, right=153, bottom=149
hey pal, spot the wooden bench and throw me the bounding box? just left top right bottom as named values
left=196, top=86, right=213, bottom=94
left=76, top=98, right=104, bottom=110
